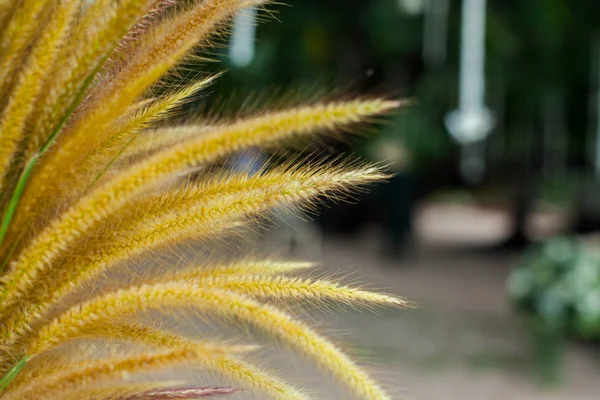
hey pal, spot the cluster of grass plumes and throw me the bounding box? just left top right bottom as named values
left=0, top=1, right=410, bottom=399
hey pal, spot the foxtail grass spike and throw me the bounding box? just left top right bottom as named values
left=0, top=1, right=407, bottom=399
left=0, top=101, right=395, bottom=317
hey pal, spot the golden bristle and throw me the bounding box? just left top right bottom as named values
left=70, top=322, right=308, bottom=400
left=84, top=322, right=256, bottom=352
left=0, top=0, right=79, bottom=190
left=2, top=164, right=383, bottom=347
left=0, top=218, right=243, bottom=348
left=29, top=284, right=391, bottom=400
left=0, top=0, right=52, bottom=100
left=80, top=73, right=222, bottom=185
left=23, top=0, right=261, bottom=213
left=3, top=346, right=247, bottom=400
left=25, top=0, right=151, bottom=157
left=0, top=1, right=17, bottom=32
left=212, top=355, right=309, bottom=400
left=0, top=101, right=395, bottom=317
left=116, top=124, right=218, bottom=163
left=0, top=2, right=407, bottom=399
left=0, top=0, right=154, bottom=252
left=8, top=322, right=306, bottom=400
left=188, top=273, right=409, bottom=308
left=173, top=260, right=317, bottom=280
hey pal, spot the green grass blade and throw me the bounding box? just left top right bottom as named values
left=0, top=155, right=39, bottom=247
left=0, top=355, right=29, bottom=392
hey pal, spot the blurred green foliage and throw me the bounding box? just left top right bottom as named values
left=508, top=237, right=600, bottom=338
left=197, top=0, right=600, bottom=178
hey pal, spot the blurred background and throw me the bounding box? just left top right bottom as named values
left=205, top=0, right=600, bottom=398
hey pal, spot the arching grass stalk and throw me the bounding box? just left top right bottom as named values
left=0, top=2, right=408, bottom=399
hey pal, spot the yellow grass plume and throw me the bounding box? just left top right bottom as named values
left=35, top=320, right=257, bottom=355
left=80, top=73, right=222, bottom=186
left=117, top=124, right=218, bottom=163
left=68, top=322, right=308, bottom=400
left=8, top=319, right=305, bottom=399
left=0, top=0, right=79, bottom=190
left=29, top=284, right=394, bottom=400
left=0, top=0, right=52, bottom=100
left=16, top=378, right=178, bottom=400
left=0, top=101, right=395, bottom=316
left=2, top=164, right=383, bottom=347
left=0, top=1, right=408, bottom=399
left=188, top=273, right=409, bottom=308
left=1, top=259, right=310, bottom=348
left=34, top=0, right=149, bottom=132
left=25, top=0, right=262, bottom=210
left=3, top=346, right=248, bottom=400
left=24, top=0, right=151, bottom=159
left=175, top=260, right=317, bottom=280
left=3, top=0, right=154, bottom=250
left=0, top=218, right=244, bottom=349
left=0, top=1, right=17, bottom=31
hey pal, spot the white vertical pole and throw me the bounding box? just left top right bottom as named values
left=229, top=6, right=258, bottom=68
left=458, top=0, right=487, bottom=113
left=445, top=0, right=493, bottom=144
left=445, top=0, right=494, bottom=183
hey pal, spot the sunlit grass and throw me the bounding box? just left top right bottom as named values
left=0, top=1, right=408, bottom=399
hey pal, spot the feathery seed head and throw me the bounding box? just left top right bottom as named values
left=0, top=1, right=408, bottom=399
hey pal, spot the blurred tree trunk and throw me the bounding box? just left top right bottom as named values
left=501, top=114, right=538, bottom=249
